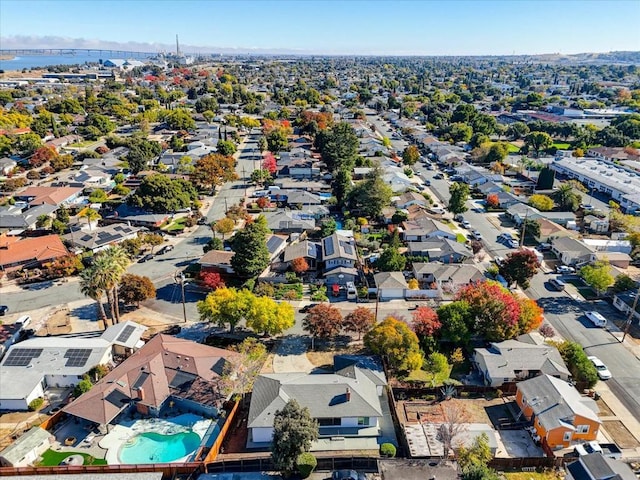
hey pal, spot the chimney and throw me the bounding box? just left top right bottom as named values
left=345, top=387, right=351, bottom=402
left=136, top=387, right=144, bottom=401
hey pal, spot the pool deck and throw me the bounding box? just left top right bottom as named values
left=100, top=414, right=212, bottom=465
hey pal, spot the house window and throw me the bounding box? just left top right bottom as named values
left=577, top=425, right=590, bottom=434
left=358, top=417, right=369, bottom=426
left=318, top=418, right=341, bottom=426
left=563, top=431, right=572, bottom=442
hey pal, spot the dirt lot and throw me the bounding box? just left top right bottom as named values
left=0, top=411, right=49, bottom=451
left=596, top=398, right=614, bottom=417
left=398, top=397, right=506, bottom=425
left=36, top=308, right=71, bottom=336
left=603, top=420, right=640, bottom=449
left=306, top=343, right=367, bottom=369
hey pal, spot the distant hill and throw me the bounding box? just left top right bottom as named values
left=513, top=51, right=640, bottom=65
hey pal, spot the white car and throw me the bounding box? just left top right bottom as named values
left=585, top=311, right=607, bottom=327
left=556, top=265, right=576, bottom=274
left=471, top=230, right=482, bottom=240
left=461, top=220, right=471, bottom=229
left=429, top=207, right=446, bottom=215
left=507, top=239, right=519, bottom=249
left=588, top=356, right=612, bottom=380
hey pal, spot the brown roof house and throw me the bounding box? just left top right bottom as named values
left=63, top=334, right=239, bottom=426
left=14, top=186, right=82, bottom=207
left=0, top=234, right=69, bottom=271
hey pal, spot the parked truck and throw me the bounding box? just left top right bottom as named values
left=574, top=441, right=622, bottom=460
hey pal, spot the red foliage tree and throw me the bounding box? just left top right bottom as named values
left=262, top=152, right=277, bottom=174
left=411, top=306, right=442, bottom=337
left=499, top=249, right=540, bottom=289
left=302, top=304, right=343, bottom=343
left=290, top=257, right=309, bottom=275
left=256, top=196, right=270, bottom=209
left=199, top=272, right=225, bottom=290
left=486, top=193, right=499, bottom=208
left=456, top=281, right=521, bottom=341
left=30, top=146, right=58, bottom=167
left=343, top=307, right=375, bottom=340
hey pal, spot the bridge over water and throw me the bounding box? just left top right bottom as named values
left=0, top=48, right=166, bottom=57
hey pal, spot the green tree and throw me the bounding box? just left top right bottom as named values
left=216, top=140, right=237, bottom=156
left=214, top=216, right=236, bottom=239
left=128, top=174, right=197, bottom=213
left=507, top=122, right=530, bottom=140
left=499, top=249, right=541, bottom=289
left=258, top=136, right=268, bottom=153
left=80, top=266, right=109, bottom=326
left=166, top=109, right=196, bottom=130
left=376, top=244, right=406, bottom=271
left=319, top=217, right=337, bottom=237
left=126, top=138, right=162, bottom=174
left=315, top=122, right=359, bottom=172
left=266, top=128, right=289, bottom=153
left=458, top=433, right=494, bottom=472
left=528, top=194, right=554, bottom=211
left=449, top=122, right=473, bottom=143
left=349, top=166, right=392, bottom=218
left=78, top=207, right=101, bottom=230
left=36, top=214, right=51, bottom=229
left=271, top=400, right=319, bottom=475
left=522, top=218, right=541, bottom=239
left=524, top=131, right=553, bottom=157
left=230, top=221, right=270, bottom=278
left=89, top=189, right=109, bottom=203
left=332, top=167, right=352, bottom=206
left=580, top=260, right=614, bottom=296
left=364, top=316, right=423, bottom=372
left=448, top=182, right=470, bottom=215
left=402, top=145, right=420, bottom=166
left=557, top=341, right=599, bottom=388
left=485, top=142, right=510, bottom=164
left=554, top=183, right=582, bottom=212
left=613, top=273, right=637, bottom=293
left=250, top=168, right=272, bottom=187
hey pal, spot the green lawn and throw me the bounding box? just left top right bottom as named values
left=505, top=472, right=563, bottom=480
left=404, top=365, right=452, bottom=385
left=507, top=143, right=521, bottom=153
left=37, top=449, right=107, bottom=466
left=165, top=217, right=188, bottom=232
left=69, top=140, right=97, bottom=148
left=564, top=277, right=597, bottom=300
left=552, top=142, right=571, bottom=150
left=456, top=233, right=468, bottom=244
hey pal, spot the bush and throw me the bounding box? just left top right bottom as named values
left=28, top=397, right=44, bottom=411
left=380, top=443, right=396, bottom=457
left=296, top=452, right=317, bottom=478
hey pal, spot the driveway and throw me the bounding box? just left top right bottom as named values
left=272, top=336, right=314, bottom=373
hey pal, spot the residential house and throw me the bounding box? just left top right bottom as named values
left=199, top=250, right=235, bottom=275
left=0, top=319, right=30, bottom=360
left=506, top=204, right=540, bottom=225
left=412, top=263, right=485, bottom=295
left=374, top=272, right=408, bottom=300
left=406, top=238, right=473, bottom=263
left=0, top=157, right=17, bottom=175
left=247, top=355, right=387, bottom=451
left=551, top=237, right=597, bottom=267
left=0, top=427, right=51, bottom=467
left=613, top=289, right=640, bottom=323
left=477, top=181, right=504, bottom=196
left=473, top=340, right=570, bottom=387
left=566, top=453, right=636, bottom=480
left=13, top=186, right=83, bottom=208
left=0, top=203, right=57, bottom=232
left=63, top=334, right=238, bottom=426
left=395, top=192, right=428, bottom=209
left=68, top=167, right=114, bottom=191
left=536, top=218, right=574, bottom=243
left=583, top=215, right=609, bottom=234
left=582, top=239, right=632, bottom=255
left=401, top=218, right=456, bottom=242
left=278, top=158, right=320, bottom=179
left=595, top=251, right=631, bottom=269
left=284, top=190, right=323, bottom=207
left=322, top=232, right=358, bottom=272
left=0, top=234, right=69, bottom=271
left=515, top=374, right=601, bottom=449
left=383, top=170, right=414, bottom=193
left=63, top=224, right=142, bottom=253
left=108, top=204, right=169, bottom=228
left=495, top=191, right=522, bottom=209
left=264, top=210, right=316, bottom=233
left=282, top=240, right=321, bottom=271
left=0, top=321, right=146, bottom=411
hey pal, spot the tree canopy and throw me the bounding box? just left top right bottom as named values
left=364, top=316, right=423, bottom=372
left=271, top=400, right=319, bottom=475
left=128, top=174, right=197, bottom=213
left=230, top=220, right=271, bottom=278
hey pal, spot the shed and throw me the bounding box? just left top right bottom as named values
left=0, top=427, right=51, bottom=467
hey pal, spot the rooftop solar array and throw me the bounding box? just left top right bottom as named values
left=3, top=348, right=43, bottom=367
left=342, top=242, right=354, bottom=255
left=64, top=348, right=92, bottom=367
left=323, top=237, right=334, bottom=256
left=116, top=325, right=136, bottom=343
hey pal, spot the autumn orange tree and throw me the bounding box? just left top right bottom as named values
left=516, top=296, right=544, bottom=333
left=191, top=153, right=238, bottom=191
left=199, top=272, right=225, bottom=290
left=290, top=257, right=309, bottom=275
left=411, top=306, right=441, bottom=337
left=302, top=303, right=343, bottom=347
left=486, top=193, right=499, bottom=208
left=29, top=146, right=58, bottom=167
left=343, top=307, right=375, bottom=340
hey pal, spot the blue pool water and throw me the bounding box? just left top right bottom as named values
left=119, top=431, right=201, bottom=464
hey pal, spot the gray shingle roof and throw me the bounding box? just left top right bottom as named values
left=517, top=375, right=600, bottom=431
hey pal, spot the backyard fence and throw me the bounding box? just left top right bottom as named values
left=201, top=400, right=239, bottom=464
left=392, top=383, right=518, bottom=400
left=206, top=455, right=378, bottom=473
left=0, top=462, right=204, bottom=479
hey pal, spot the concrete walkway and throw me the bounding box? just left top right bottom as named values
left=272, top=336, right=315, bottom=373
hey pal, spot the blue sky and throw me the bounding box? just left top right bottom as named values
left=1, top=0, right=639, bottom=55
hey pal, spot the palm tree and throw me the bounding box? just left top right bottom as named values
left=79, top=267, right=109, bottom=327
left=78, top=207, right=101, bottom=231
left=554, top=184, right=580, bottom=211
left=100, top=246, right=130, bottom=323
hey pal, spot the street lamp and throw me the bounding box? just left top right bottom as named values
left=174, top=270, right=187, bottom=323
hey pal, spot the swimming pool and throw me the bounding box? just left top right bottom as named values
left=119, top=431, right=201, bottom=464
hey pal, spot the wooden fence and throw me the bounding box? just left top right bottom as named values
left=202, top=400, right=239, bottom=464
left=207, top=455, right=378, bottom=473
left=392, top=383, right=518, bottom=400
left=0, top=462, right=204, bottom=479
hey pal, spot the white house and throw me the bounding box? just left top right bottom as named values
left=374, top=272, right=409, bottom=300
left=401, top=218, right=456, bottom=242
left=551, top=237, right=597, bottom=267
left=247, top=356, right=387, bottom=451
left=0, top=427, right=51, bottom=467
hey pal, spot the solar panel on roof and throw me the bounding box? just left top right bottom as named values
left=343, top=243, right=353, bottom=255
left=3, top=348, right=43, bottom=366
left=323, top=237, right=334, bottom=256
left=64, top=348, right=92, bottom=368
left=116, top=325, right=136, bottom=343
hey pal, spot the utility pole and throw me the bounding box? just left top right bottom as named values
left=174, top=270, right=187, bottom=323
left=622, top=286, right=640, bottom=342
left=520, top=210, right=529, bottom=248
left=242, top=167, right=247, bottom=199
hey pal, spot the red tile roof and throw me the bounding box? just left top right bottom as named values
left=0, top=234, right=69, bottom=269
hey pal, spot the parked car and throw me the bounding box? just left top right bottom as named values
left=157, top=245, right=174, bottom=255
left=556, top=265, right=576, bottom=274
left=549, top=278, right=566, bottom=291
left=585, top=311, right=607, bottom=327
left=461, top=220, right=471, bottom=229
left=494, top=256, right=505, bottom=266
left=0, top=305, right=8, bottom=316
left=587, top=356, right=612, bottom=379
left=537, top=242, right=552, bottom=251
left=332, top=471, right=367, bottom=480
left=471, top=230, right=482, bottom=240
left=434, top=173, right=444, bottom=180
left=139, top=253, right=154, bottom=263
left=423, top=180, right=431, bottom=186
left=299, top=303, right=319, bottom=313
left=429, top=207, right=446, bottom=215
left=498, top=232, right=513, bottom=242
left=507, top=239, right=519, bottom=249
left=165, top=325, right=182, bottom=335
